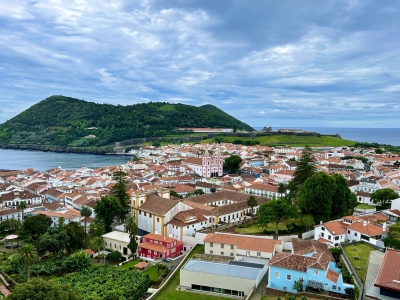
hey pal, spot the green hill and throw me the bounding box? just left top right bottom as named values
left=0, top=95, right=253, bottom=147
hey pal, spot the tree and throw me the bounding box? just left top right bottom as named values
left=290, top=145, right=317, bottom=193
left=127, top=236, right=138, bottom=258
left=8, top=278, right=80, bottom=300
left=63, top=222, right=85, bottom=253
left=330, top=174, right=358, bottom=218
left=58, top=217, right=65, bottom=231
left=16, top=244, right=38, bottom=281
left=223, top=155, right=242, bottom=174
left=110, top=170, right=130, bottom=212
left=107, top=250, right=122, bottom=262
left=278, top=183, right=287, bottom=197
left=292, top=277, right=304, bottom=292
left=152, top=140, right=161, bottom=147
left=371, top=188, right=399, bottom=206
left=22, top=214, right=52, bottom=240
left=36, top=228, right=70, bottom=257
left=90, top=236, right=105, bottom=263
left=0, top=218, right=21, bottom=233
left=296, top=172, right=335, bottom=223
left=257, top=199, right=299, bottom=235
left=17, top=201, right=27, bottom=221
left=210, top=188, right=216, bottom=193
left=247, top=195, right=258, bottom=214
left=80, top=206, right=92, bottom=237
left=125, top=216, right=138, bottom=238
left=88, top=219, right=106, bottom=238
left=66, top=250, right=92, bottom=272
left=94, top=195, right=124, bottom=232
left=154, top=262, right=167, bottom=276
left=170, top=190, right=183, bottom=199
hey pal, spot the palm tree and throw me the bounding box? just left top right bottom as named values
left=90, top=236, right=105, bottom=263
left=80, top=206, right=92, bottom=237
left=17, top=244, right=38, bottom=280
left=125, top=216, right=138, bottom=238
left=17, top=201, right=27, bottom=221
left=247, top=195, right=258, bottom=215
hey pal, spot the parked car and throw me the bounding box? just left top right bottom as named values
left=162, top=258, right=171, bottom=263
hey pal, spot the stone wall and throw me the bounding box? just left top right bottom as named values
left=265, top=287, right=346, bottom=300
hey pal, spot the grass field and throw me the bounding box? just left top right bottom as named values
left=201, top=135, right=356, bottom=147
left=118, top=259, right=141, bottom=270
left=235, top=215, right=313, bottom=235
left=342, top=243, right=376, bottom=282
left=355, top=204, right=376, bottom=209
left=152, top=245, right=227, bottom=300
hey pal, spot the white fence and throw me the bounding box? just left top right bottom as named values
left=301, top=229, right=315, bottom=240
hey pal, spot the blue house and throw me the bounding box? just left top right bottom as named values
left=268, top=239, right=353, bottom=295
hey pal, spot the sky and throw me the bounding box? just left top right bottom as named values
left=1, top=0, right=400, bottom=128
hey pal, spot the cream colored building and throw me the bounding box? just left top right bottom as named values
left=102, top=231, right=133, bottom=259
left=204, top=232, right=282, bottom=259
left=180, top=259, right=266, bottom=297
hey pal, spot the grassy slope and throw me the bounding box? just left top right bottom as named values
left=342, top=243, right=376, bottom=282
left=153, top=245, right=227, bottom=300
left=202, top=135, right=356, bottom=147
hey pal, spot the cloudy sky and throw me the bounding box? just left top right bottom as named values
left=1, top=0, right=400, bottom=128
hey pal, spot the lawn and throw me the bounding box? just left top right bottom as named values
left=118, top=258, right=141, bottom=270
left=201, top=134, right=355, bottom=147
left=144, top=265, right=159, bottom=281
left=342, top=243, right=376, bottom=282
left=152, top=245, right=227, bottom=300
left=355, top=204, right=376, bottom=210
left=235, top=215, right=313, bottom=235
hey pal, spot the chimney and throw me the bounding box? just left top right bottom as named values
left=363, top=220, right=367, bottom=227
left=320, top=220, right=323, bottom=225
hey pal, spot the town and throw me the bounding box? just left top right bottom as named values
left=1, top=141, right=400, bottom=300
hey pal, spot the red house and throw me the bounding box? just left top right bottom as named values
left=138, top=233, right=183, bottom=260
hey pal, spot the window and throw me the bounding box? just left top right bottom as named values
left=144, top=212, right=146, bottom=217
left=314, top=270, right=319, bottom=276
left=221, top=244, right=224, bottom=249
left=283, top=287, right=287, bottom=291
left=230, top=245, right=234, bottom=249
left=149, top=213, right=152, bottom=218
left=275, top=272, right=280, bottom=278
left=246, top=251, right=250, bottom=256
left=321, top=232, right=324, bottom=237
left=348, top=230, right=350, bottom=234
left=114, top=244, right=117, bottom=248
left=210, top=250, right=213, bottom=254
left=230, top=253, right=234, bottom=256
left=335, top=236, right=339, bottom=240
left=221, top=251, right=224, bottom=255
left=157, top=217, right=160, bottom=222
left=355, top=233, right=358, bottom=237
left=332, top=285, right=337, bottom=290
left=210, top=243, right=213, bottom=247
left=257, top=252, right=261, bottom=257
left=321, top=227, right=325, bottom=231
left=328, top=235, right=331, bottom=239
left=148, top=249, right=151, bottom=254
left=287, top=274, right=292, bottom=280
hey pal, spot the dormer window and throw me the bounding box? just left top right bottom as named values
left=321, top=227, right=325, bottom=231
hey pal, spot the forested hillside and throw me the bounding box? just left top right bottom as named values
left=0, top=95, right=253, bottom=147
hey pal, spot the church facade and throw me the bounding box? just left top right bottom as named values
left=183, top=149, right=223, bottom=178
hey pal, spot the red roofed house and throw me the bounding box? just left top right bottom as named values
left=138, top=233, right=183, bottom=260
left=374, top=248, right=400, bottom=299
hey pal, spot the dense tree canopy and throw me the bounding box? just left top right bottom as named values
left=8, top=278, right=80, bottom=300
left=371, top=188, right=399, bottom=206
left=94, top=195, right=124, bottom=232
left=22, top=214, right=53, bottom=240
left=257, top=199, right=298, bottom=235
left=63, top=222, right=85, bottom=253
left=0, top=95, right=253, bottom=147
left=297, top=172, right=357, bottom=223
left=223, top=155, right=242, bottom=174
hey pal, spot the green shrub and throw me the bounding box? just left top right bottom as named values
left=107, top=251, right=122, bottom=262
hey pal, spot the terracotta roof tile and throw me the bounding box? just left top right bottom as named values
left=374, top=248, right=400, bottom=292
left=326, top=269, right=339, bottom=283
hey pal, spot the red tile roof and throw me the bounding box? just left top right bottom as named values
left=374, top=248, right=400, bottom=292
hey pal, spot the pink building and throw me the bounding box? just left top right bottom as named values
left=183, top=149, right=223, bottom=178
